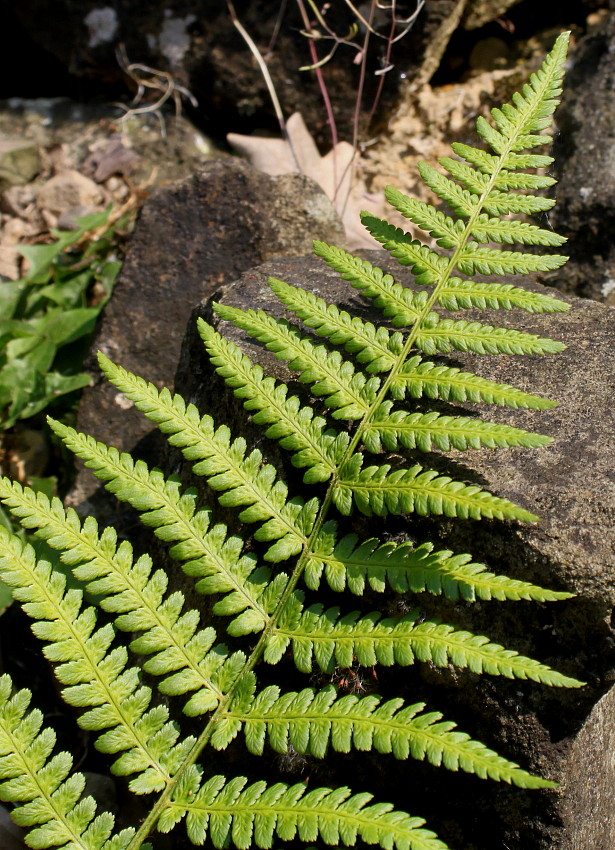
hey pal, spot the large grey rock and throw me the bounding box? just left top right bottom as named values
left=174, top=252, right=615, bottom=849
left=68, top=159, right=343, bottom=517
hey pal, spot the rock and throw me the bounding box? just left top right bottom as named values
left=35, top=169, right=104, bottom=216
left=0, top=139, right=40, bottom=190
left=173, top=251, right=614, bottom=849
left=81, top=135, right=140, bottom=183
left=6, top=1, right=555, bottom=147
left=0, top=804, right=27, bottom=850
left=550, top=13, right=615, bottom=303
left=562, top=683, right=615, bottom=847
left=68, top=158, right=344, bottom=519
left=461, top=0, right=523, bottom=29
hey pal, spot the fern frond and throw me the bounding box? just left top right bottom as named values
left=334, top=456, right=539, bottom=521
left=357, top=215, right=450, bottom=285
left=468, top=213, right=567, bottom=247
left=274, top=602, right=583, bottom=687
left=48, top=420, right=272, bottom=637
left=197, top=319, right=346, bottom=483
left=444, top=156, right=557, bottom=194
left=0, top=478, right=232, bottom=716
left=98, top=353, right=315, bottom=564
left=456, top=244, right=567, bottom=277
left=162, top=774, right=446, bottom=850
left=416, top=162, right=479, bottom=218
left=313, top=241, right=564, bottom=353
left=0, top=675, right=135, bottom=850
left=364, top=214, right=566, bottom=277
left=450, top=142, right=555, bottom=175
left=0, top=529, right=193, bottom=793
left=438, top=278, right=569, bottom=313
left=212, top=303, right=378, bottom=419
left=384, top=186, right=463, bottom=249
left=386, top=184, right=567, bottom=250
left=227, top=682, right=555, bottom=788
left=313, top=241, right=429, bottom=323
left=305, top=531, right=572, bottom=602
left=268, top=277, right=404, bottom=373
left=481, top=189, right=555, bottom=216
left=363, top=406, right=551, bottom=453
left=390, top=356, right=556, bottom=408
left=416, top=319, right=564, bottom=355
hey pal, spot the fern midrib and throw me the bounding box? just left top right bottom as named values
left=127, top=77, right=554, bottom=848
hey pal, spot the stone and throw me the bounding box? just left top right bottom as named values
left=67, top=158, right=344, bottom=520
left=562, top=684, right=615, bottom=847
left=462, top=0, right=523, bottom=29
left=6, top=1, right=555, bottom=148
left=35, top=169, right=104, bottom=216
left=0, top=139, right=40, bottom=190
left=173, top=251, right=614, bottom=849
left=550, top=13, right=615, bottom=303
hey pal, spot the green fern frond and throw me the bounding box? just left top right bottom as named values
left=0, top=478, right=231, bottom=715
left=416, top=162, right=479, bottom=217
left=98, top=353, right=315, bottom=563
left=305, top=531, right=572, bottom=602
left=364, top=405, right=551, bottom=453
left=363, top=214, right=566, bottom=277
left=0, top=528, right=193, bottom=792
left=450, top=142, right=554, bottom=175
left=197, top=319, right=346, bottom=482
left=0, top=675, right=135, bottom=850
left=47, top=420, right=272, bottom=637
left=313, top=241, right=564, bottom=353
left=161, top=774, right=447, bottom=850
left=390, top=356, right=556, bottom=408
left=416, top=318, right=564, bottom=356
left=274, top=602, right=583, bottom=686
left=334, top=456, right=538, bottom=521
left=438, top=278, right=569, bottom=313
left=441, top=156, right=556, bottom=193
left=268, top=276, right=404, bottom=372
left=386, top=184, right=567, bottom=249
left=212, top=303, right=379, bottom=419
left=468, top=213, right=567, bottom=247
left=227, top=682, right=554, bottom=788
left=456, top=244, right=567, bottom=276
left=384, top=186, right=463, bottom=248
left=358, top=215, right=450, bottom=285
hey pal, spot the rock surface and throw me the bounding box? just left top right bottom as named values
left=68, top=158, right=344, bottom=516
left=551, top=12, right=615, bottom=304
left=562, top=683, right=615, bottom=847
left=172, top=252, right=614, bottom=849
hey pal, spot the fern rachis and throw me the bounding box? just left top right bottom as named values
left=0, top=33, right=583, bottom=850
